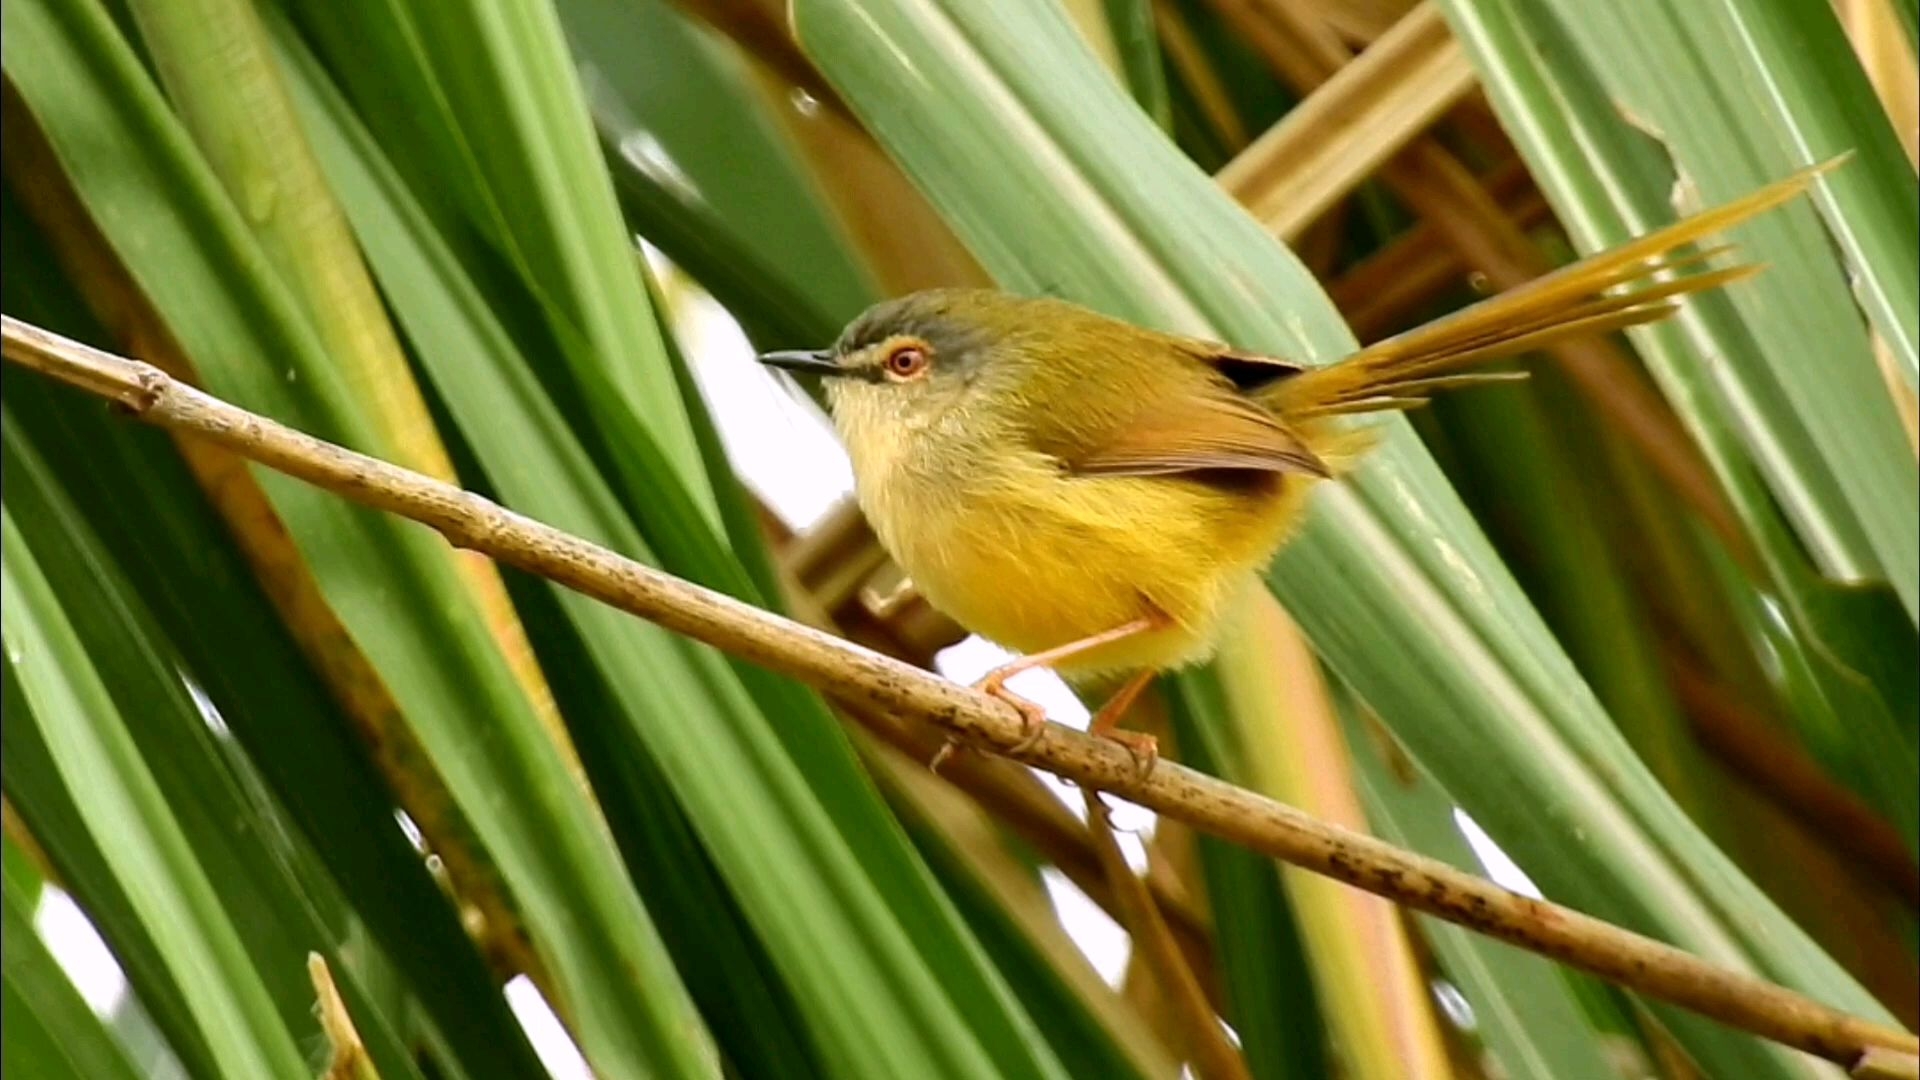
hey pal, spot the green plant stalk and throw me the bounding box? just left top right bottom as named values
left=2, top=3, right=720, bottom=1074
left=2, top=846, right=145, bottom=1080
left=0, top=196, right=551, bottom=1080
left=2, top=515, right=309, bottom=1079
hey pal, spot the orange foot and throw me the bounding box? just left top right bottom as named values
left=975, top=667, right=1051, bottom=752
left=1098, top=728, right=1159, bottom=780
left=928, top=666, right=1051, bottom=773
left=1088, top=668, right=1161, bottom=780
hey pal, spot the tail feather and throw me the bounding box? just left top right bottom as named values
left=1390, top=258, right=1756, bottom=377
left=1264, top=157, right=1841, bottom=422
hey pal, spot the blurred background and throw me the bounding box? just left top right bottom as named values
left=2, top=0, right=1915, bottom=1078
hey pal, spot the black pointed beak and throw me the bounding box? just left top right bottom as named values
left=757, top=348, right=841, bottom=377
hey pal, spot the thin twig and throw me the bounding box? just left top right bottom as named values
left=1670, top=659, right=1920, bottom=908
left=1856, top=1047, right=1920, bottom=1080
left=308, top=953, right=380, bottom=1080
left=5, top=315, right=1915, bottom=1069
left=1081, top=789, right=1250, bottom=1080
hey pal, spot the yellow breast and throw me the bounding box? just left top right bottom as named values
left=856, top=446, right=1306, bottom=680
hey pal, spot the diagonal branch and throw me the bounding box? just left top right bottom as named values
left=4, top=314, right=1915, bottom=1071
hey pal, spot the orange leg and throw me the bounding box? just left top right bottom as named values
left=931, top=611, right=1167, bottom=772
left=1087, top=668, right=1160, bottom=777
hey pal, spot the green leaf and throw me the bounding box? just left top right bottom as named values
left=1420, top=381, right=1716, bottom=808
left=1, top=640, right=219, bottom=1080
left=1714, top=0, right=1916, bottom=387
left=2, top=4, right=717, bottom=1074
left=283, top=0, right=721, bottom=523
left=1339, top=711, right=1633, bottom=1080
left=558, top=0, right=875, bottom=345
left=0, top=186, right=548, bottom=1080
left=493, top=570, right=829, bottom=1080
left=1439, top=0, right=1919, bottom=842
left=1, top=416, right=430, bottom=1080
left=2, top=846, right=145, bottom=1080
left=1098, top=0, right=1171, bottom=128
left=1167, top=675, right=1328, bottom=1080
left=2, top=513, right=309, bottom=1079
left=902, top=803, right=1168, bottom=1080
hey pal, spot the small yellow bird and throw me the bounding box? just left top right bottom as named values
left=761, top=165, right=1828, bottom=772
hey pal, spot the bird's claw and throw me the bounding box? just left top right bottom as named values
left=975, top=668, right=1052, bottom=745
left=978, top=673, right=1051, bottom=753
left=930, top=671, right=1052, bottom=772
left=1101, top=729, right=1159, bottom=780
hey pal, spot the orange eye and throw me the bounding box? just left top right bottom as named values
left=883, top=344, right=930, bottom=379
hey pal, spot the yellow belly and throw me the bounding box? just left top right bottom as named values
left=860, top=451, right=1307, bottom=680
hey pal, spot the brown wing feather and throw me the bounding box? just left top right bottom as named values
left=1067, top=385, right=1331, bottom=478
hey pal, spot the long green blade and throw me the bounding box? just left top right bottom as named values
left=1339, top=701, right=1647, bottom=1080
left=1, top=189, right=548, bottom=1080
left=2, top=417, right=430, bottom=1080
left=2, top=846, right=145, bottom=1080
left=2, top=514, right=309, bottom=1079
left=558, top=0, right=875, bottom=346
left=1, top=3, right=716, bottom=1074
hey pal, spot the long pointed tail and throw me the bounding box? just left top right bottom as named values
left=1263, top=157, right=1843, bottom=423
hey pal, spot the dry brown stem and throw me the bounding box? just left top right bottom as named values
left=7, top=315, right=1915, bottom=1069
left=308, top=953, right=378, bottom=1080
left=1081, top=789, right=1250, bottom=1080
left=1856, top=1047, right=1920, bottom=1080
left=1670, top=661, right=1920, bottom=908
left=1218, top=2, right=1474, bottom=241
